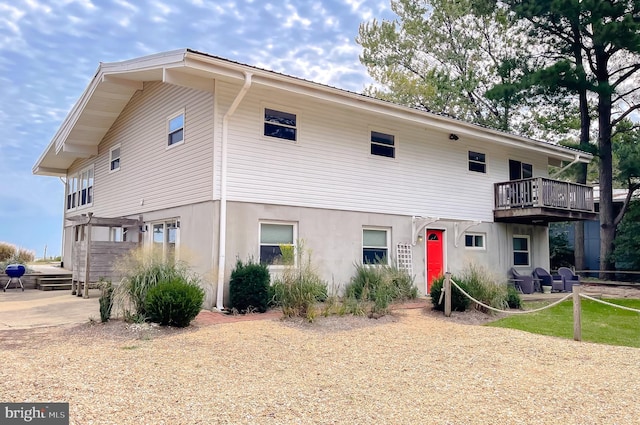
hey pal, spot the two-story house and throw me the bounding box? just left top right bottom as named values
left=33, top=49, right=595, bottom=308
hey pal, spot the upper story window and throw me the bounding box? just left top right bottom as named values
left=464, top=233, right=485, bottom=249
left=468, top=151, right=486, bottom=173
left=167, top=111, right=185, bottom=147
left=259, top=222, right=296, bottom=265
left=371, top=131, right=395, bottom=158
left=264, top=108, right=297, bottom=141
left=509, top=160, right=532, bottom=180
left=109, top=145, right=121, bottom=172
left=513, top=235, right=530, bottom=266
left=66, top=165, right=94, bottom=211
left=363, top=228, right=390, bottom=264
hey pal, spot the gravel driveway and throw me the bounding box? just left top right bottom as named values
left=1, top=308, right=639, bottom=424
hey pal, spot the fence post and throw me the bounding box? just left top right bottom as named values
left=444, top=272, right=452, bottom=317
left=573, top=284, right=581, bottom=341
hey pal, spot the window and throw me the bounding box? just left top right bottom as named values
left=109, top=227, right=126, bottom=242
left=464, top=233, right=485, bottom=249
left=109, top=145, right=121, bottom=172
left=363, top=228, right=390, bottom=264
left=260, top=222, right=296, bottom=265
left=370, top=131, right=395, bottom=158
left=509, top=160, right=532, bottom=180
left=167, top=111, right=185, bottom=146
left=66, top=176, right=77, bottom=210
left=66, top=165, right=93, bottom=210
left=513, top=235, right=530, bottom=266
left=149, top=220, right=179, bottom=262
left=264, top=108, right=297, bottom=141
left=468, top=151, right=486, bottom=173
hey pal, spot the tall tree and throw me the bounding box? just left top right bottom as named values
left=357, top=0, right=536, bottom=132
left=489, top=0, right=640, bottom=276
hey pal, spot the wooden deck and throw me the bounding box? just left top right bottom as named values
left=494, top=177, right=596, bottom=224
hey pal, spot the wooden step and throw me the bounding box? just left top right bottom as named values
left=39, top=282, right=73, bottom=291
left=36, top=276, right=73, bottom=291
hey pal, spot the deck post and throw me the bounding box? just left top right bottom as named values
left=83, top=218, right=93, bottom=299
left=573, top=284, right=581, bottom=341
left=444, top=272, right=452, bottom=317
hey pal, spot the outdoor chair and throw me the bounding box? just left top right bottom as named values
left=557, top=267, right=580, bottom=292
left=533, top=267, right=564, bottom=292
left=508, top=267, right=535, bottom=294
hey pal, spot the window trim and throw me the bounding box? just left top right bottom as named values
left=468, top=150, right=487, bottom=174
left=259, top=221, right=298, bottom=267
left=262, top=105, right=299, bottom=143
left=146, top=219, right=180, bottom=262
left=464, top=232, right=486, bottom=250
left=509, top=159, right=533, bottom=180
left=66, top=164, right=94, bottom=211
left=109, top=144, right=121, bottom=173
left=370, top=129, right=396, bottom=159
left=166, top=109, right=185, bottom=149
left=362, top=227, right=391, bottom=265
left=512, top=235, right=530, bottom=267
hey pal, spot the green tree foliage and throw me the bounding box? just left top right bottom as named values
left=613, top=200, right=640, bottom=271
left=357, top=0, right=541, bottom=132
left=487, top=0, right=640, bottom=274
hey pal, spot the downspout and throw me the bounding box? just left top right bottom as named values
left=215, top=72, right=252, bottom=311
left=550, top=154, right=582, bottom=179
left=59, top=177, right=67, bottom=266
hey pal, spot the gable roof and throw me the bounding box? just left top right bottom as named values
left=33, top=48, right=592, bottom=176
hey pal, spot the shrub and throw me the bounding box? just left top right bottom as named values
left=506, top=285, right=522, bottom=309
left=461, top=263, right=509, bottom=312
left=113, top=248, right=200, bottom=320
left=15, top=247, right=35, bottom=264
left=429, top=275, right=470, bottom=312
left=345, top=262, right=417, bottom=315
left=270, top=241, right=328, bottom=322
left=145, top=279, right=205, bottom=327
left=0, top=242, right=15, bottom=262
left=229, top=259, right=270, bottom=313
left=99, top=280, right=114, bottom=323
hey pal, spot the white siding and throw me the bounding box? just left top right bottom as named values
left=220, top=82, right=551, bottom=222
left=65, top=81, right=214, bottom=218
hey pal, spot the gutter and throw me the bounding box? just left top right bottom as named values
left=215, top=72, right=253, bottom=311
left=550, top=154, right=583, bottom=178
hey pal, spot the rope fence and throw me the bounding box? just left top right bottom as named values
left=440, top=272, right=640, bottom=341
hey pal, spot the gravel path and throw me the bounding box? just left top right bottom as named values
left=1, top=308, right=639, bottom=424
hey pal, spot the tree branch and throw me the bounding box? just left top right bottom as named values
left=614, top=182, right=640, bottom=227
left=612, top=103, right=640, bottom=127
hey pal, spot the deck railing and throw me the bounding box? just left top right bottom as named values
left=494, top=177, right=594, bottom=212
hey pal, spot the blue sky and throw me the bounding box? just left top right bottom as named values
left=0, top=0, right=395, bottom=258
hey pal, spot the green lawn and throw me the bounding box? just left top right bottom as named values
left=488, top=298, right=640, bottom=347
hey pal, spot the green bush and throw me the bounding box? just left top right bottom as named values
left=429, top=275, right=470, bottom=312
left=230, top=259, right=270, bottom=313
left=112, top=249, right=200, bottom=320
left=145, top=279, right=205, bottom=327
left=506, top=285, right=522, bottom=309
left=270, top=242, right=328, bottom=322
left=345, top=262, right=417, bottom=315
left=99, top=280, right=114, bottom=323
left=461, top=264, right=509, bottom=312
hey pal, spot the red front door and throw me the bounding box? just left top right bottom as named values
left=426, top=229, right=444, bottom=292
